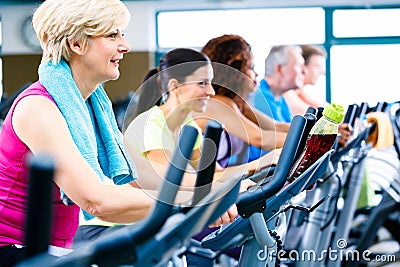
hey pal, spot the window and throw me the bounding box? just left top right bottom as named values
left=157, top=8, right=324, bottom=76
left=333, top=8, right=400, bottom=38
left=156, top=6, right=400, bottom=108
left=330, top=44, right=400, bottom=108
left=328, top=7, right=400, bottom=107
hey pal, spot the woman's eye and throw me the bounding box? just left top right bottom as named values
left=199, top=81, right=208, bottom=87
left=108, top=33, right=118, bottom=38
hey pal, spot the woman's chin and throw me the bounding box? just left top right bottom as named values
left=193, top=105, right=207, bottom=113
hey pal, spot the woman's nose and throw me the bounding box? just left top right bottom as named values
left=207, top=84, right=216, bottom=96
left=118, top=38, right=131, bottom=53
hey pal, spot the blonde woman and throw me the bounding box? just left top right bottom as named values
left=0, top=1, right=234, bottom=265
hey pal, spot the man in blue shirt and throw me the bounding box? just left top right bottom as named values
left=249, top=45, right=305, bottom=160
left=255, top=78, right=293, bottom=123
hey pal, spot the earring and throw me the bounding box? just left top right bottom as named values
left=160, top=92, right=168, bottom=105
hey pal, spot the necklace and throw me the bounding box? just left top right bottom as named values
left=70, top=64, right=94, bottom=100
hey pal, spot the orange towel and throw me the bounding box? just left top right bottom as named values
left=366, top=112, right=394, bottom=149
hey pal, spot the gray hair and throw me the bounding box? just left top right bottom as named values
left=264, top=45, right=302, bottom=76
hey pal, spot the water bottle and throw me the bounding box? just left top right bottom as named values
left=287, top=102, right=345, bottom=182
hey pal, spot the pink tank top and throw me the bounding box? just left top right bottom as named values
left=0, top=81, right=80, bottom=249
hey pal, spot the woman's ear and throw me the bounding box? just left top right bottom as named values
left=68, top=38, right=84, bottom=55
left=168, top=78, right=179, bottom=92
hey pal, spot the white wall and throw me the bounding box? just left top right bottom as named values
left=3, top=0, right=400, bottom=55
left=0, top=4, right=39, bottom=55
left=0, top=2, right=159, bottom=55
left=0, top=1, right=232, bottom=55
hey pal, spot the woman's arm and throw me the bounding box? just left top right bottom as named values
left=251, top=108, right=291, bottom=133
left=283, top=89, right=311, bottom=116
left=239, top=97, right=290, bottom=133
left=197, top=96, right=287, bottom=150
left=123, top=137, right=202, bottom=190
left=297, top=87, right=327, bottom=110
left=14, top=96, right=240, bottom=227
left=212, top=148, right=281, bottom=182
left=13, top=95, right=160, bottom=224
left=239, top=96, right=290, bottom=142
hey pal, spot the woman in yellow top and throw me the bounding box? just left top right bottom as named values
left=124, top=48, right=281, bottom=184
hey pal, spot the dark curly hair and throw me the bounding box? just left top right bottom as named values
left=201, top=34, right=254, bottom=99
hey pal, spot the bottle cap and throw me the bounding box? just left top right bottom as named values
left=322, top=102, right=345, bottom=123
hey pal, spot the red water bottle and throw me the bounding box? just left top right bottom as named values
left=288, top=102, right=345, bottom=182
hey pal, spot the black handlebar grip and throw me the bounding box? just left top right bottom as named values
left=261, top=115, right=307, bottom=196
left=343, top=104, right=358, bottom=127
left=305, top=106, right=317, bottom=115
left=236, top=115, right=306, bottom=217
left=316, top=107, right=324, bottom=120
left=49, top=125, right=200, bottom=267
left=374, top=102, right=388, bottom=112
left=294, top=113, right=316, bottom=162
left=154, top=125, right=199, bottom=210
left=357, top=102, right=369, bottom=119
left=23, top=154, right=55, bottom=260
left=192, top=120, right=223, bottom=206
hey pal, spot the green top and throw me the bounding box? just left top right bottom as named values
left=127, top=105, right=202, bottom=158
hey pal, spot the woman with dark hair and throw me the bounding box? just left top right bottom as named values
left=124, top=47, right=280, bottom=175
left=193, top=34, right=290, bottom=167
left=124, top=48, right=215, bottom=170
left=124, top=48, right=212, bottom=131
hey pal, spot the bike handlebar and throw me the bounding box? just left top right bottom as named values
left=236, top=115, right=307, bottom=218
left=294, top=112, right=316, bottom=162
left=18, top=125, right=199, bottom=267
left=23, top=154, right=55, bottom=261
left=191, top=120, right=223, bottom=206
left=330, top=122, right=376, bottom=164
left=343, top=104, right=358, bottom=127
left=86, top=125, right=199, bottom=266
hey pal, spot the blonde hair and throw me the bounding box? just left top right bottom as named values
left=32, top=0, right=131, bottom=64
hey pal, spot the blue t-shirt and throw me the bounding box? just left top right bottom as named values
left=254, top=79, right=292, bottom=122
left=249, top=79, right=292, bottom=161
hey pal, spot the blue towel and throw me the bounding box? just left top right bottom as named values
left=38, top=60, right=138, bottom=220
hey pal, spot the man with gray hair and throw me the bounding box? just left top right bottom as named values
left=248, top=45, right=305, bottom=161
left=254, top=45, right=305, bottom=122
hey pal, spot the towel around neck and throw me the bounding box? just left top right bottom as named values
left=38, top=59, right=138, bottom=220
